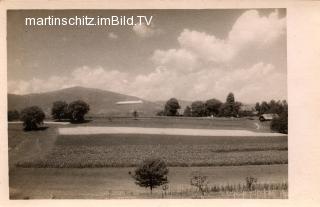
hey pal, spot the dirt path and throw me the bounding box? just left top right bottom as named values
left=59, top=126, right=286, bottom=137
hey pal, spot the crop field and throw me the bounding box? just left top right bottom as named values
left=8, top=117, right=288, bottom=199
left=16, top=133, right=287, bottom=168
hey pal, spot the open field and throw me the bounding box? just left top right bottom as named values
left=9, top=165, right=287, bottom=199
left=8, top=117, right=288, bottom=198
left=16, top=133, right=287, bottom=168
left=81, top=116, right=273, bottom=132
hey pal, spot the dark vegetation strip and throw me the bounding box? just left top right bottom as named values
left=16, top=160, right=288, bottom=168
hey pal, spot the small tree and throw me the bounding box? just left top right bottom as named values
left=20, top=106, right=45, bottom=131
left=132, top=158, right=169, bottom=194
left=51, top=101, right=68, bottom=121
left=190, top=174, right=209, bottom=196
left=164, top=98, right=180, bottom=116
left=67, top=100, right=90, bottom=122
left=8, top=110, right=20, bottom=121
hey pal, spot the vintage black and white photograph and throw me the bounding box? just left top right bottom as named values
left=7, top=9, right=288, bottom=199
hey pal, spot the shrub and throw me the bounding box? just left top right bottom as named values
left=132, top=158, right=169, bottom=194
left=271, top=111, right=288, bottom=134
left=245, top=176, right=257, bottom=191
left=190, top=173, right=209, bottom=195
left=20, top=106, right=45, bottom=131
left=8, top=110, right=20, bottom=121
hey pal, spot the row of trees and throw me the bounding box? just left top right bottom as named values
left=51, top=100, right=90, bottom=122
left=161, top=93, right=242, bottom=117
left=8, top=100, right=90, bottom=131
left=255, top=100, right=288, bottom=115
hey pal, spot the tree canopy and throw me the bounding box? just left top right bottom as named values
left=205, top=99, right=222, bottom=116
left=20, top=106, right=45, bottom=131
left=67, top=100, right=90, bottom=122
left=164, top=98, right=180, bottom=116
left=191, top=101, right=206, bottom=117
left=51, top=101, right=68, bottom=120
left=132, top=158, right=169, bottom=194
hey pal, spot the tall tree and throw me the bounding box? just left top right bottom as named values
left=67, top=100, right=90, bottom=122
left=220, top=92, right=237, bottom=117
left=205, top=99, right=222, bottom=116
left=164, top=98, right=180, bottom=116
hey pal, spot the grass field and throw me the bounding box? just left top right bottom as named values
left=8, top=117, right=288, bottom=199
left=9, top=165, right=288, bottom=199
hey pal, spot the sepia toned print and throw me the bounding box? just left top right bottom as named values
left=7, top=9, right=287, bottom=199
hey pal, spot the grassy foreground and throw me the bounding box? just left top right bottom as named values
left=9, top=165, right=288, bottom=199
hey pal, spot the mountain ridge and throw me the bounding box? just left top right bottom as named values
left=8, top=86, right=163, bottom=116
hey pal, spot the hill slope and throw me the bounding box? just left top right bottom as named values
left=8, top=87, right=163, bottom=116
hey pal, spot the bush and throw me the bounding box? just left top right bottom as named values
left=20, top=106, right=45, bottom=131
left=8, top=110, right=20, bottom=121
left=245, top=176, right=257, bottom=191
left=271, top=112, right=288, bottom=134
left=132, top=158, right=169, bottom=194
left=190, top=173, right=209, bottom=195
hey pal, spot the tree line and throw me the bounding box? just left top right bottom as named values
left=158, top=92, right=288, bottom=134
left=8, top=100, right=90, bottom=131
left=159, top=92, right=243, bottom=118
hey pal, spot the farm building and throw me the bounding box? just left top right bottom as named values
left=259, top=113, right=279, bottom=122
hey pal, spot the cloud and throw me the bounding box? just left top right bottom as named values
left=157, top=10, right=286, bottom=65
left=108, top=32, right=118, bottom=40
left=151, top=49, right=198, bottom=72
left=228, top=10, right=286, bottom=49
left=8, top=10, right=287, bottom=103
left=132, top=23, right=162, bottom=38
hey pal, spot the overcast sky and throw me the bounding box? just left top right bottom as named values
left=8, top=9, right=286, bottom=103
